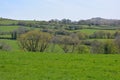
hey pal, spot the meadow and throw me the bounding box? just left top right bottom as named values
left=79, top=29, right=117, bottom=34
left=0, top=26, right=30, bottom=32
left=0, top=26, right=19, bottom=32
left=0, top=51, right=120, bottom=80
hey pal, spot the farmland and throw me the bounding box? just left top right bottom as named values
left=0, top=26, right=19, bottom=32
left=0, top=17, right=120, bottom=80
left=0, top=51, right=120, bottom=80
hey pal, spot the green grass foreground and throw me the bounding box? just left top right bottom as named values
left=0, top=51, right=120, bottom=80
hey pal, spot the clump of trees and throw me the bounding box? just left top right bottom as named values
left=90, top=31, right=114, bottom=39
left=91, top=40, right=120, bottom=54
left=18, top=30, right=52, bottom=52
left=57, top=35, right=79, bottom=53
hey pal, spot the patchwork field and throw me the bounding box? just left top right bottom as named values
left=0, top=18, right=120, bottom=80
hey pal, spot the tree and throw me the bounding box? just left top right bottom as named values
left=90, top=31, right=107, bottom=39
left=104, top=40, right=119, bottom=54
left=91, top=40, right=104, bottom=54
left=55, top=30, right=70, bottom=35
left=11, top=31, right=17, bottom=40
left=114, top=31, right=120, bottom=38
left=60, top=19, right=72, bottom=24
left=11, top=27, right=29, bottom=40
left=77, top=32, right=88, bottom=40
left=18, top=30, right=52, bottom=52
left=91, top=40, right=119, bottom=54
left=114, top=36, right=120, bottom=53
left=58, top=34, right=79, bottom=53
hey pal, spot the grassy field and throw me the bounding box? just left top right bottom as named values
left=0, top=51, right=120, bottom=80
left=0, top=26, right=19, bottom=32
left=79, top=29, right=117, bottom=34
left=0, top=26, right=30, bottom=32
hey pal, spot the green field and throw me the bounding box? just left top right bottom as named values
left=0, top=26, right=30, bottom=32
left=0, top=26, right=19, bottom=32
left=79, top=29, right=117, bottom=34
left=0, top=51, right=120, bottom=80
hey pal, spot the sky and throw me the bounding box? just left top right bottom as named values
left=0, top=0, right=120, bottom=21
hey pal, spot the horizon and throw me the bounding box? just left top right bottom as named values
left=1, top=17, right=120, bottom=21
left=0, top=0, right=120, bottom=21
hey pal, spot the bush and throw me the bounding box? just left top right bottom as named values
left=0, top=42, right=11, bottom=51
left=77, top=45, right=90, bottom=54
left=91, top=40, right=119, bottom=54
left=104, top=40, right=119, bottom=54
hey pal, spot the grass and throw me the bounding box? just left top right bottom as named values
left=0, top=26, right=19, bottom=32
left=79, top=29, right=117, bottom=34
left=0, top=51, right=120, bottom=80
left=0, top=26, right=30, bottom=32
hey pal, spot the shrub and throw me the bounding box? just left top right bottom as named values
left=77, top=45, right=90, bottom=54
left=104, top=40, right=119, bottom=54
left=0, top=42, right=11, bottom=51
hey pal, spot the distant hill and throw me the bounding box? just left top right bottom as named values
left=86, top=17, right=120, bottom=26
left=0, top=17, right=120, bottom=27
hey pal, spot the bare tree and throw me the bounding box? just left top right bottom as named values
left=57, top=34, right=79, bottom=53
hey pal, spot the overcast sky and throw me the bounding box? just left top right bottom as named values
left=0, top=0, right=120, bottom=20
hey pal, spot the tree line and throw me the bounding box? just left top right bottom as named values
left=15, top=30, right=120, bottom=54
left=1, top=17, right=120, bottom=28
left=1, top=29, right=120, bottom=54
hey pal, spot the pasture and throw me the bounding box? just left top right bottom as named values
left=79, top=29, right=117, bottom=34
left=0, top=26, right=30, bottom=32
left=0, top=51, right=120, bottom=80
left=0, top=26, right=19, bottom=32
